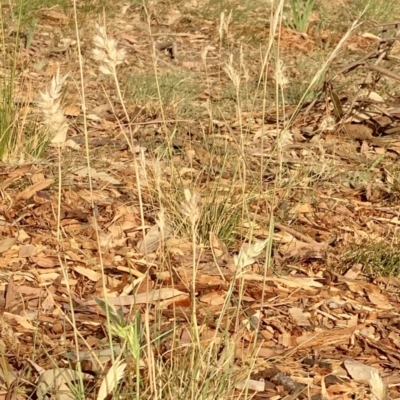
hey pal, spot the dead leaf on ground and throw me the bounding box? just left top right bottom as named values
left=84, top=288, right=188, bottom=306
left=0, top=238, right=16, bottom=253
left=344, top=360, right=380, bottom=383
left=200, top=291, right=226, bottom=306
left=137, top=222, right=173, bottom=253
left=16, top=179, right=54, bottom=201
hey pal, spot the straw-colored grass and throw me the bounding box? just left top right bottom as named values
left=0, top=0, right=389, bottom=398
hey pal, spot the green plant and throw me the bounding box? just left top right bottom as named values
left=342, top=243, right=400, bottom=277
left=349, top=0, right=398, bottom=23
left=0, top=81, right=17, bottom=161
left=13, top=0, right=68, bottom=27
left=288, top=0, right=316, bottom=32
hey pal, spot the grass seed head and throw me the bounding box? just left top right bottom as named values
left=92, top=23, right=126, bottom=75
left=275, top=58, right=289, bottom=87
left=369, top=370, right=387, bottom=400
left=37, top=69, right=69, bottom=144
left=224, top=54, right=241, bottom=90
left=180, top=188, right=200, bottom=223
left=234, top=239, right=269, bottom=271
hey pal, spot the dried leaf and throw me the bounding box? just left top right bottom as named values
left=235, top=379, right=265, bottom=391
left=16, top=179, right=54, bottom=201
left=0, top=238, right=16, bottom=253
left=74, top=266, right=101, bottom=282
left=200, top=291, right=226, bottom=305
left=344, top=360, right=380, bottom=383
left=289, top=307, right=311, bottom=327
left=97, top=359, right=126, bottom=400
left=344, top=263, right=363, bottom=279
left=18, top=244, right=37, bottom=257
left=210, top=232, right=228, bottom=261
left=367, top=291, right=393, bottom=310
left=36, top=367, right=93, bottom=400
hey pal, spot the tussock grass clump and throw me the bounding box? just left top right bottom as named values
left=0, top=79, right=18, bottom=162
left=342, top=242, right=400, bottom=278
left=0, top=69, right=69, bottom=163
left=86, top=21, right=255, bottom=399
left=288, top=0, right=316, bottom=33
left=153, top=177, right=242, bottom=246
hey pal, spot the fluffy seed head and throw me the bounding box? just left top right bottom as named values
left=37, top=69, right=69, bottom=144
left=180, top=189, right=200, bottom=223
left=92, top=24, right=126, bottom=75
left=275, top=58, right=289, bottom=87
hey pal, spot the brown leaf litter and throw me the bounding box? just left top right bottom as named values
left=2, top=164, right=400, bottom=398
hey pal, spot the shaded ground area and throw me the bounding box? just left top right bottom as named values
left=1, top=0, right=400, bottom=399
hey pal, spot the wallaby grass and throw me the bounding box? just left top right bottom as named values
left=0, top=0, right=396, bottom=399
left=150, top=165, right=244, bottom=246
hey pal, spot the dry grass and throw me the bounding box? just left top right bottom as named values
left=0, top=0, right=399, bottom=399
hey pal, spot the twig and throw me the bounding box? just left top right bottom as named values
left=363, top=64, right=400, bottom=82
left=250, top=213, right=319, bottom=244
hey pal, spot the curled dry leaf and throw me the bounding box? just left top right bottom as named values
left=199, top=291, right=226, bottom=306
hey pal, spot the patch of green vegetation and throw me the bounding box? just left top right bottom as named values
left=348, top=0, right=399, bottom=24
left=182, top=0, right=271, bottom=27
left=210, top=85, right=243, bottom=116
left=190, top=0, right=236, bottom=22
left=0, top=82, right=17, bottom=161
left=127, top=0, right=142, bottom=5
left=316, top=0, right=399, bottom=33
left=288, top=0, right=316, bottom=33
left=160, top=182, right=242, bottom=246
left=126, top=72, right=202, bottom=119
left=77, top=0, right=124, bottom=18
left=13, top=0, right=68, bottom=26
left=25, top=123, right=52, bottom=159
left=198, top=196, right=242, bottom=245
left=0, top=79, right=52, bottom=162
left=0, top=9, right=65, bottom=164
left=342, top=242, right=400, bottom=277
left=282, top=52, right=326, bottom=105
left=209, top=70, right=259, bottom=116
left=342, top=167, right=374, bottom=191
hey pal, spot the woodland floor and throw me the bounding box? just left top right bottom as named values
left=1, top=0, right=400, bottom=399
